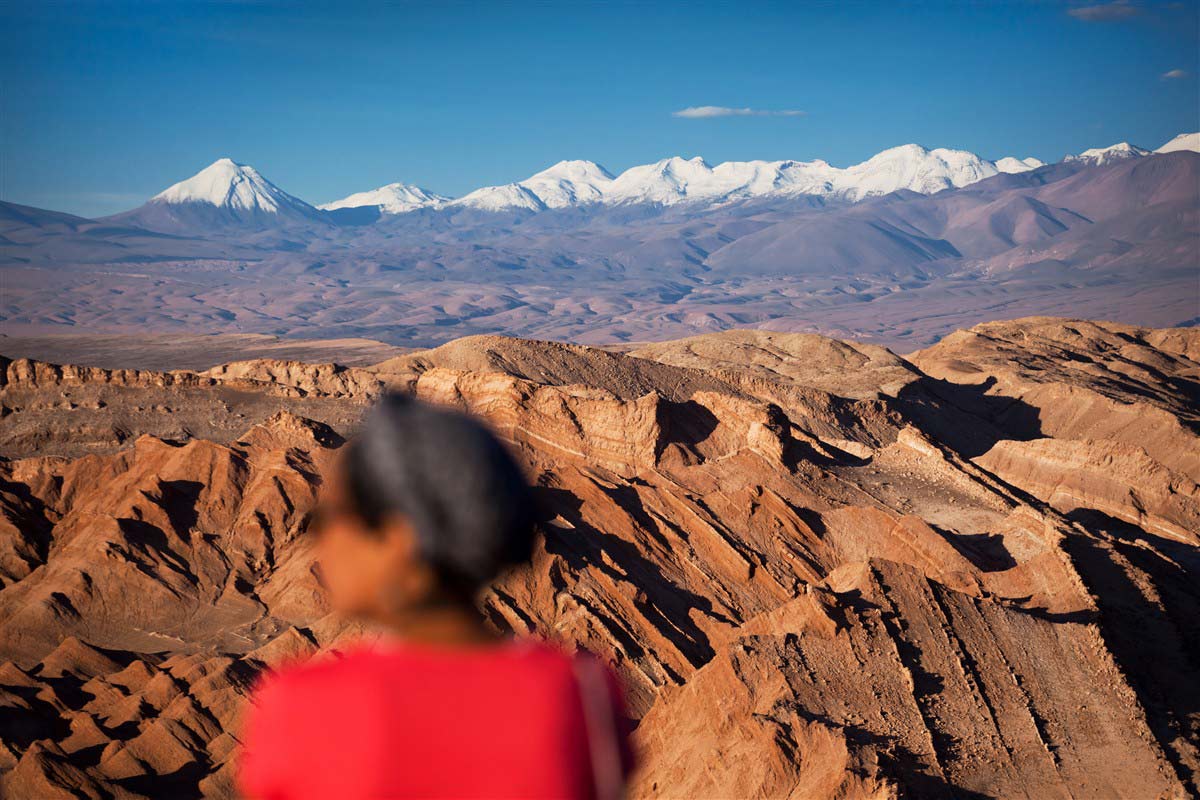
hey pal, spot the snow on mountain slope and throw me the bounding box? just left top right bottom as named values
left=318, top=183, right=450, bottom=214
left=994, top=156, right=1046, bottom=173
left=831, top=144, right=999, bottom=200
left=449, top=182, right=547, bottom=212
left=604, top=156, right=729, bottom=204
left=1065, top=142, right=1151, bottom=166
left=601, top=157, right=834, bottom=205
left=151, top=158, right=314, bottom=214
left=107, top=157, right=327, bottom=231
left=719, top=159, right=830, bottom=196
left=124, top=133, right=1195, bottom=222
left=448, top=160, right=612, bottom=211
left=454, top=145, right=1054, bottom=211
left=604, top=146, right=1007, bottom=206
left=518, top=160, right=614, bottom=208
left=1155, top=132, right=1200, bottom=154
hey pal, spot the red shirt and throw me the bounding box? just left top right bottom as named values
left=239, top=640, right=634, bottom=800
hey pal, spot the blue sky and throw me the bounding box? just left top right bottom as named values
left=2, top=1, right=1198, bottom=217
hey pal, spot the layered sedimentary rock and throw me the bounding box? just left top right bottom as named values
left=0, top=317, right=1196, bottom=798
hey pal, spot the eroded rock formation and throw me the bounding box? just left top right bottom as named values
left=0, top=317, right=1196, bottom=798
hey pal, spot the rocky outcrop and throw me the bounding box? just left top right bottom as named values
left=629, top=329, right=919, bottom=400
left=635, top=559, right=1186, bottom=799
left=201, top=360, right=384, bottom=398
left=977, top=438, right=1200, bottom=546
left=909, top=317, right=1200, bottom=475
left=0, top=356, right=374, bottom=459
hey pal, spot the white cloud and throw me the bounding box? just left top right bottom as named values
left=672, top=106, right=805, bottom=119
left=1067, top=1, right=1141, bottom=21
left=1161, top=68, right=1189, bottom=79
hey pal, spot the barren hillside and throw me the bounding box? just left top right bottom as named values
left=0, top=317, right=1196, bottom=798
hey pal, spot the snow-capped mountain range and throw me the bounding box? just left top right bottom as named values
left=317, top=183, right=450, bottom=214
left=1064, top=142, right=1152, bottom=166
left=382, top=145, right=1047, bottom=213
left=139, top=133, right=1198, bottom=224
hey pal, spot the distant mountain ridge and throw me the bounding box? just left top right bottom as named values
left=319, top=132, right=1194, bottom=214
left=1065, top=142, right=1153, bottom=166
left=342, top=144, right=1045, bottom=213
left=76, top=132, right=1196, bottom=226
left=450, top=160, right=617, bottom=211
left=2, top=143, right=1195, bottom=351
left=317, top=183, right=450, bottom=214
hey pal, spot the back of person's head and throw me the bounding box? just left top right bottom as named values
left=322, top=394, right=536, bottom=609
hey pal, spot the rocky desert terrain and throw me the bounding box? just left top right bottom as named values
left=0, top=316, right=1197, bottom=799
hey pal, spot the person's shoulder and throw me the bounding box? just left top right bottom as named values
left=509, top=639, right=579, bottom=670
left=508, top=640, right=614, bottom=692
left=518, top=640, right=609, bottom=671
left=240, top=648, right=379, bottom=795
left=251, top=644, right=377, bottom=700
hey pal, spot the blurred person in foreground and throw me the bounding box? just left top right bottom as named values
left=239, top=394, right=634, bottom=800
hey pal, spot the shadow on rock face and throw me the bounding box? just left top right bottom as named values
left=1060, top=509, right=1200, bottom=794
left=158, top=479, right=205, bottom=540
left=534, top=485, right=728, bottom=674
left=654, top=399, right=721, bottom=455
left=932, top=527, right=1018, bottom=573
left=892, top=375, right=1045, bottom=458
left=114, top=761, right=210, bottom=800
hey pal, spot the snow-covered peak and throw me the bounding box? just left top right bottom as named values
left=994, top=156, right=1045, bottom=174
left=151, top=158, right=306, bottom=213
left=643, top=156, right=714, bottom=178
left=604, top=156, right=723, bottom=205
left=449, top=183, right=547, bottom=212
left=1065, top=142, right=1151, bottom=166
left=518, top=160, right=614, bottom=208
left=865, top=143, right=930, bottom=161
left=506, top=145, right=1022, bottom=209
left=524, top=160, right=614, bottom=184
left=333, top=134, right=1183, bottom=217
left=1155, top=132, right=1200, bottom=154
left=836, top=145, right=999, bottom=200
left=714, top=160, right=800, bottom=196
left=318, top=182, right=450, bottom=214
